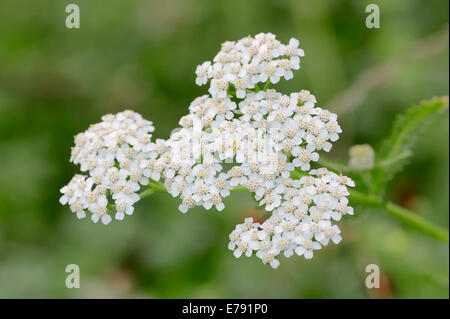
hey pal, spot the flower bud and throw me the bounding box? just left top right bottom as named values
left=348, top=144, right=375, bottom=170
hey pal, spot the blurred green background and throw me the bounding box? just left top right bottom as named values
left=0, top=0, right=448, bottom=298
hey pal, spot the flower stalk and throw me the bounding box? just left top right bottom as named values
left=349, top=190, right=449, bottom=243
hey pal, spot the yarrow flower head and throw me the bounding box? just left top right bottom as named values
left=60, top=33, right=355, bottom=269
left=60, top=110, right=155, bottom=224
left=195, top=32, right=305, bottom=100
left=228, top=169, right=354, bottom=268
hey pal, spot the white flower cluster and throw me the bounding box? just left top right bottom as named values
left=60, top=33, right=355, bottom=268
left=151, top=88, right=342, bottom=214
left=195, top=32, right=304, bottom=98
left=60, top=110, right=155, bottom=224
left=228, top=168, right=355, bottom=269
left=139, top=33, right=353, bottom=267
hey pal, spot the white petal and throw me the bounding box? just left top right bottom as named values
left=59, top=196, right=68, bottom=205
left=115, top=212, right=125, bottom=220
left=304, top=251, right=313, bottom=259
left=178, top=204, right=188, bottom=214
left=76, top=210, right=86, bottom=219
left=295, top=246, right=305, bottom=256
left=270, top=259, right=280, bottom=269
left=101, top=214, right=112, bottom=225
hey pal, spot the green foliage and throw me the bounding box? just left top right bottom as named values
left=377, top=97, right=449, bottom=185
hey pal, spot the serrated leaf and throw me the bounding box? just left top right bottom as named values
left=377, top=96, right=448, bottom=183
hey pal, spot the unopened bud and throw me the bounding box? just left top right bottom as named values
left=348, top=144, right=375, bottom=170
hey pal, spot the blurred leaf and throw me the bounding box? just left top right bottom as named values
left=377, top=96, right=448, bottom=186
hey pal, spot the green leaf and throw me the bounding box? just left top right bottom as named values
left=377, top=96, right=448, bottom=183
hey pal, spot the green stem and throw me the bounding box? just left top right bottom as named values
left=139, top=188, right=155, bottom=199
left=147, top=179, right=168, bottom=193
left=231, top=185, right=248, bottom=192
left=108, top=185, right=160, bottom=212
left=349, top=190, right=449, bottom=243
left=361, top=171, right=375, bottom=194
left=376, top=150, right=412, bottom=168
left=348, top=189, right=381, bottom=206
